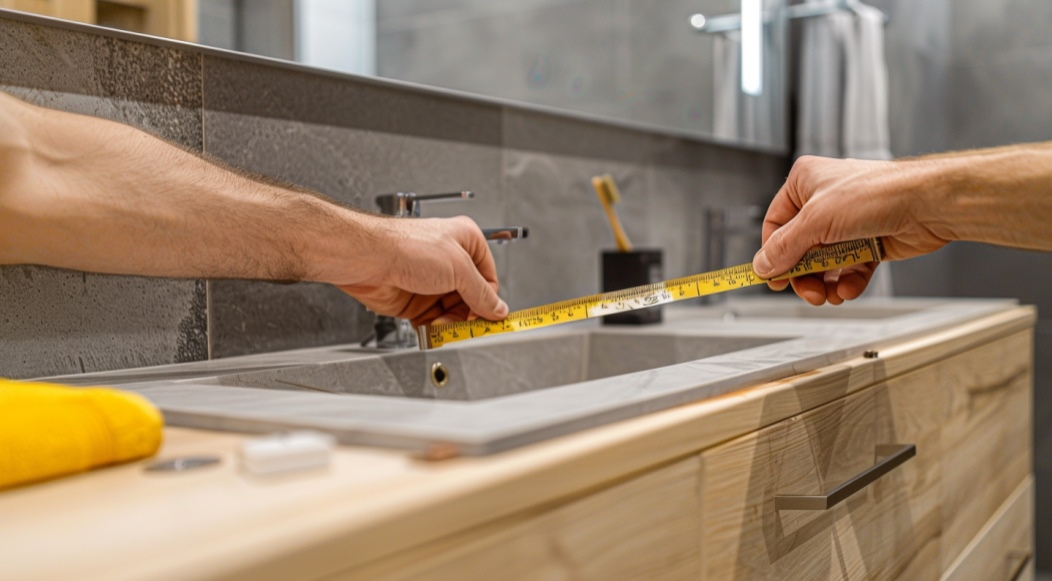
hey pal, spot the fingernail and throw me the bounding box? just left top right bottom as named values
left=753, top=250, right=773, bottom=277
left=495, top=301, right=509, bottom=318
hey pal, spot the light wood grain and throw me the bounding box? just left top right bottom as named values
left=940, top=330, right=1032, bottom=570
left=699, top=366, right=946, bottom=580
left=941, top=477, right=1034, bottom=581
left=0, top=308, right=1035, bottom=580
left=328, top=457, right=702, bottom=581
left=697, top=327, right=1032, bottom=580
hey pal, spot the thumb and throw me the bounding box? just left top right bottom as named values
left=455, top=258, right=509, bottom=321
left=753, top=217, right=820, bottom=278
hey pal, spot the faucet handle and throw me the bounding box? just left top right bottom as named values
left=413, top=191, right=474, bottom=202
left=481, top=227, right=529, bottom=244
left=374, top=191, right=474, bottom=217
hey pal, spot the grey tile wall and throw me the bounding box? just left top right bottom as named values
left=200, top=55, right=506, bottom=357
left=201, top=81, right=786, bottom=354
left=503, top=151, right=647, bottom=308
left=0, top=17, right=207, bottom=379
left=203, top=56, right=503, bottom=147
left=501, top=109, right=786, bottom=310
left=949, top=51, right=1052, bottom=150
left=237, top=0, right=296, bottom=62
left=197, top=0, right=238, bottom=51
left=947, top=0, right=1052, bottom=150
left=0, top=10, right=787, bottom=380
left=867, top=0, right=951, bottom=157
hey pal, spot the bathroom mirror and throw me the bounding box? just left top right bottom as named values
left=10, top=0, right=790, bottom=151
left=361, top=0, right=789, bottom=151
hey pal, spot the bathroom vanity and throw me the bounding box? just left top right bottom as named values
left=0, top=299, right=1035, bottom=580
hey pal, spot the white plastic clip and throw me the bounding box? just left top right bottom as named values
left=240, top=431, right=335, bottom=475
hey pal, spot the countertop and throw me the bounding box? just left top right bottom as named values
left=0, top=305, right=1035, bottom=580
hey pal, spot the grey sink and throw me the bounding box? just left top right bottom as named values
left=48, top=298, right=1018, bottom=455
left=201, top=331, right=789, bottom=401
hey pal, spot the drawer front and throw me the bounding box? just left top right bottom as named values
left=334, top=457, right=703, bottom=580
left=700, top=369, right=945, bottom=580
left=698, top=329, right=1032, bottom=581
left=941, top=477, right=1034, bottom=581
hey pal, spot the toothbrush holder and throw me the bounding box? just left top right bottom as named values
left=601, top=249, right=664, bottom=325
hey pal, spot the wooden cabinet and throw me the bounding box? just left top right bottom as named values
left=336, top=329, right=1033, bottom=580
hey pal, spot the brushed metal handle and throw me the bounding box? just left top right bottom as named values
left=775, top=444, right=916, bottom=511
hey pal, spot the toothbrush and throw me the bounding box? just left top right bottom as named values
left=591, top=174, right=633, bottom=252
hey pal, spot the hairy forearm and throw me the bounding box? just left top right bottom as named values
left=907, top=144, right=1052, bottom=251
left=0, top=93, right=380, bottom=282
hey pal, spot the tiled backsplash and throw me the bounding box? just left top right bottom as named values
left=0, top=9, right=787, bottom=377
left=0, top=16, right=208, bottom=378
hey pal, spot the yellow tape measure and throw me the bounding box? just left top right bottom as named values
left=418, top=238, right=884, bottom=350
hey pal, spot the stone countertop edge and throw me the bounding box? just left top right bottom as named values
left=113, top=299, right=1020, bottom=455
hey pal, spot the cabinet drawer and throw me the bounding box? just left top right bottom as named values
left=698, top=330, right=1032, bottom=581
left=941, top=477, right=1033, bottom=581
left=700, top=377, right=943, bottom=579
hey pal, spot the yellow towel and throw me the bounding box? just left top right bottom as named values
left=0, top=380, right=163, bottom=490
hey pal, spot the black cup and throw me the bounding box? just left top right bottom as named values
left=601, top=249, right=664, bottom=325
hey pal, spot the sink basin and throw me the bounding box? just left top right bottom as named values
left=55, top=298, right=1015, bottom=455
left=203, top=330, right=791, bottom=401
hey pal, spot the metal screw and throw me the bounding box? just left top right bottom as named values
left=863, top=350, right=879, bottom=359
left=145, top=456, right=221, bottom=473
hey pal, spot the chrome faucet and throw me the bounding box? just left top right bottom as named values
left=370, top=191, right=527, bottom=349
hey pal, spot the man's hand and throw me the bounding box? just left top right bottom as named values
left=752, top=155, right=952, bottom=305
left=334, top=216, right=508, bottom=328
left=0, top=91, right=507, bottom=328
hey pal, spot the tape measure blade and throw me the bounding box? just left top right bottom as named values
left=420, top=238, right=882, bottom=350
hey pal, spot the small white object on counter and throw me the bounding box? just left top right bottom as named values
left=240, top=431, right=335, bottom=475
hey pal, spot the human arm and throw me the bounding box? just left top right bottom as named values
left=751, top=145, right=1052, bottom=305
left=0, top=91, right=507, bottom=327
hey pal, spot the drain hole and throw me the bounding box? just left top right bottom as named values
left=430, top=362, right=449, bottom=388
